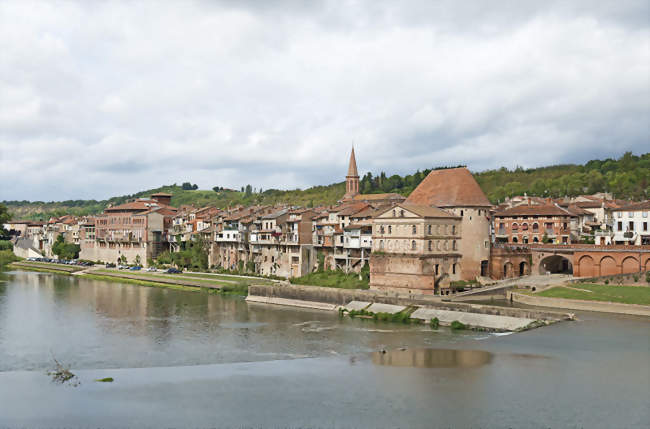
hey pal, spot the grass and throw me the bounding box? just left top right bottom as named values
left=80, top=273, right=204, bottom=293
left=180, top=272, right=273, bottom=286
left=0, top=250, right=20, bottom=266
left=93, top=269, right=232, bottom=287
left=9, top=265, right=74, bottom=275
left=290, top=270, right=369, bottom=289
left=536, top=284, right=650, bottom=306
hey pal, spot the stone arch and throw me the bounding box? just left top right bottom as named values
left=645, top=257, right=650, bottom=271
left=578, top=255, right=595, bottom=277
left=600, top=256, right=617, bottom=276
left=539, top=255, right=572, bottom=275
left=519, top=261, right=528, bottom=276
left=621, top=256, right=639, bottom=274
left=504, top=262, right=514, bottom=278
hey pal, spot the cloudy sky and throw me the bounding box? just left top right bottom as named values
left=1, top=0, right=648, bottom=201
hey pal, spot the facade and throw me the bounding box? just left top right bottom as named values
left=370, top=203, right=462, bottom=294
left=80, top=195, right=177, bottom=265
left=493, top=204, right=577, bottom=245
left=405, top=167, right=492, bottom=279
left=611, top=201, right=650, bottom=245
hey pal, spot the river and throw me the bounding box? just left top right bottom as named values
left=0, top=270, right=648, bottom=428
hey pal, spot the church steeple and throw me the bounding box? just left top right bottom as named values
left=344, top=147, right=360, bottom=200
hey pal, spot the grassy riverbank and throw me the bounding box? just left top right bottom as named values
left=290, top=271, right=369, bottom=289
left=536, top=284, right=650, bottom=305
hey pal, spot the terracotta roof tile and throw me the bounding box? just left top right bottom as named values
left=405, top=167, right=491, bottom=207
left=494, top=204, right=575, bottom=217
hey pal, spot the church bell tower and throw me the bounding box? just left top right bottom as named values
left=343, top=147, right=360, bottom=200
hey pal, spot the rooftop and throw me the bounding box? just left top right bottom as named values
left=405, top=167, right=491, bottom=208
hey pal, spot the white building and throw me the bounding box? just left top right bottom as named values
left=611, top=201, right=650, bottom=245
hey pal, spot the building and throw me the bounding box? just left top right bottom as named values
left=405, top=167, right=492, bottom=279
left=493, top=203, right=577, bottom=245
left=611, top=201, right=650, bottom=245
left=80, top=195, right=177, bottom=265
left=370, top=203, right=462, bottom=294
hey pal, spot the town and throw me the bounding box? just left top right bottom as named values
left=5, top=148, right=650, bottom=296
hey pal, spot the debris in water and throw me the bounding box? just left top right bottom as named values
left=48, top=356, right=79, bottom=387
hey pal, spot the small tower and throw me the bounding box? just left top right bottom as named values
left=343, top=147, right=360, bottom=200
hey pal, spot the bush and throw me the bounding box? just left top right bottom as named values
left=290, top=270, right=369, bottom=289
left=646, top=272, right=650, bottom=284
left=0, top=240, right=13, bottom=251
left=430, top=317, right=439, bottom=329
left=0, top=250, right=19, bottom=266
left=633, top=275, right=639, bottom=282
left=450, top=320, right=467, bottom=330
left=604, top=280, right=609, bottom=285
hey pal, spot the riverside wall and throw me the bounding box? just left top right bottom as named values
left=248, top=283, right=569, bottom=321
left=508, top=292, right=650, bottom=317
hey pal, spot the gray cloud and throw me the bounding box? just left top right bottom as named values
left=0, top=0, right=648, bottom=201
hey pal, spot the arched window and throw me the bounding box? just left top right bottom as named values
left=532, top=223, right=539, bottom=232
left=427, top=225, right=432, bottom=234
left=512, top=223, right=519, bottom=231
left=533, top=236, right=539, bottom=243
left=522, top=223, right=528, bottom=231
left=392, top=209, right=396, bottom=217
left=411, top=240, right=416, bottom=250
left=452, top=225, right=456, bottom=235
left=460, top=210, right=464, bottom=216
left=388, top=225, right=392, bottom=234
left=400, top=210, right=405, bottom=217
left=428, top=240, right=432, bottom=251
left=512, top=237, right=518, bottom=243
left=412, top=225, right=416, bottom=234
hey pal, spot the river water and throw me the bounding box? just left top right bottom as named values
left=0, top=270, right=648, bottom=428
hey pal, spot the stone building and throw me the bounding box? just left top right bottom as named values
left=493, top=204, right=576, bottom=245
left=405, top=167, right=492, bottom=279
left=370, top=203, right=462, bottom=294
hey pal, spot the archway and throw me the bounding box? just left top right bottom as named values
left=519, top=261, right=527, bottom=276
left=504, top=262, right=514, bottom=278
left=578, top=255, right=595, bottom=277
left=600, top=256, right=616, bottom=276
left=539, top=255, right=573, bottom=275
left=621, top=256, right=639, bottom=274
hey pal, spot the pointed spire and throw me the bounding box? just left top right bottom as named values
left=347, top=147, right=359, bottom=177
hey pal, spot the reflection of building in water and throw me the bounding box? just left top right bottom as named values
left=372, top=348, right=492, bottom=369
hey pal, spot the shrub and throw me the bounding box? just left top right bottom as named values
left=0, top=240, right=13, bottom=251
left=430, top=317, right=439, bottom=329
left=633, top=275, right=639, bottom=282
left=604, top=280, right=609, bottom=285
left=450, top=320, right=467, bottom=330
left=646, top=272, right=650, bottom=284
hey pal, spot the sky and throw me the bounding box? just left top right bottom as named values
left=1, top=0, right=648, bottom=202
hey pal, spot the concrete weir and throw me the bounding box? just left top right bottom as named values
left=247, top=284, right=571, bottom=331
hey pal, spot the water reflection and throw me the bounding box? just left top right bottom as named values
left=372, top=348, right=493, bottom=369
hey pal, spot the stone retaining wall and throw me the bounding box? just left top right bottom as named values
left=248, top=284, right=569, bottom=321
left=508, top=292, right=650, bottom=317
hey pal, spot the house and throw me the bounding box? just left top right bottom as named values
left=611, top=201, right=650, bottom=245
left=493, top=203, right=576, bottom=245
left=405, top=167, right=492, bottom=279
left=370, top=203, right=462, bottom=295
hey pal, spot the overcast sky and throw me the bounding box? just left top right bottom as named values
left=1, top=0, right=648, bottom=201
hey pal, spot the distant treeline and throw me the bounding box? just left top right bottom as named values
left=4, top=152, right=648, bottom=220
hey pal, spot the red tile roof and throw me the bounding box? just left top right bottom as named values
left=494, top=204, right=575, bottom=217
left=406, top=167, right=491, bottom=207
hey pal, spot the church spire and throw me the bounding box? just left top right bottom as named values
left=347, top=147, right=359, bottom=177
left=343, top=147, right=360, bottom=200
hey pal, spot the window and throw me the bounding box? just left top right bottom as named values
left=628, top=221, right=634, bottom=232
left=392, top=209, right=396, bottom=217
left=435, top=264, right=439, bottom=275
left=452, top=225, right=456, bottom=235
left=411, top=240, right=416, bottom=250
left=532, top=223, right=539, bottom=232
left=460, top=210, right=464, bottom=216
left=533, top=237, right=539, bottom=243
left=512, top=223, right=519, bottom=231
left=428, top=240, right=432, bottom=251
left=643, top=222, right=647, bottom=231
left=380, top=226, right=385, bottom=234
left=400, top=210, right=405, bottom=217
left=512, top=237, right=518, bottom=243
left=380, top=240, right=384, bottom=250
left=618, top=221, right=623, bottom=231
left=628, top=212, right=634, bottom=218
left=428, top=225, right=432, bottom=234
left=412, top=225, right=416, bottom=234
left=452, top=263, right=456, bottom=274
left=522, top=223, right=528, bottom=231
left=617, top=212, right=622, bottom=218
left=643, top=212, right=648, bottom=218
left=388, top=225, right=392, bottom=234
left=452, top=240, right=457, bottom=250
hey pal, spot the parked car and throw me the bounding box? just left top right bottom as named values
left=106, top=263, right=116, bottom=268
left=146, top=267, right=157, bottom=272
left=166, top=268, right=182, bottom=274
left=117, top=265, right=129, bottom=270
left=129, top=266, right=141, bottom=271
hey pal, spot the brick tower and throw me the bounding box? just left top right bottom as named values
left=343, top=148, right=360, bottom=200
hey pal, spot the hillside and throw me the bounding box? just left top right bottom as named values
left=3, top=152, right=648, bottom=220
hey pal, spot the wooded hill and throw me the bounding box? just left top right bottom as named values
left=4, top=152, right=648, bottom=220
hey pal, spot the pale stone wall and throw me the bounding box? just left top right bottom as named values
left=446, top=206, right=491, bottom=281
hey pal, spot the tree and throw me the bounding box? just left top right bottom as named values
left=0, top=203, right=10, bottom=236
left=181, top=182, right=193, bottom=190
left=245, top=184, right=252, bottom=196
left=192, top=184, right=198, bottom=190
left=134, top=255, right=142, bottom=266
left=119, top=255, right=127, bottom=265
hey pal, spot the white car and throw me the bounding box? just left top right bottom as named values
left=146, top=267, right=157, bottom=272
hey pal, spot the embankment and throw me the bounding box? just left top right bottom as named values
left=248, top=283, right=570, bottom=322
left=508, top=291, right=650, bottom=316
left=9, top=261, right=83, bottom=274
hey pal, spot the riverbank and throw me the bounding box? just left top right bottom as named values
left=247, top=283, right=571, bottom=331
left=508, top=291, right=650, bottom=316
left=9, top=261, right=84, bottom=274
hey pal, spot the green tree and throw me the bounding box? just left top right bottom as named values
left=0, top=203, right=10, bottom=236
left=134, top=255, right=142, bottom=266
